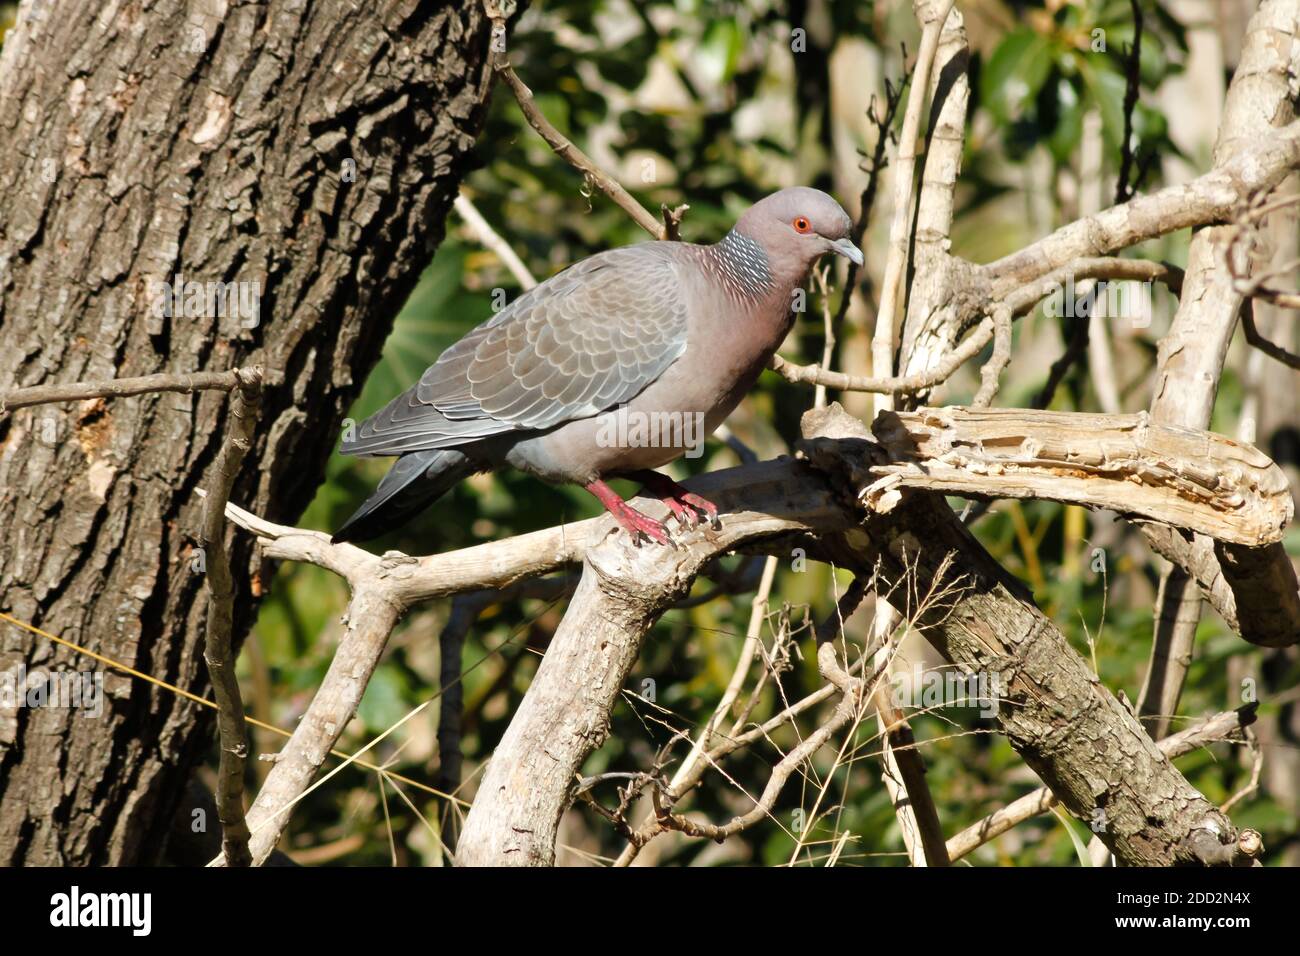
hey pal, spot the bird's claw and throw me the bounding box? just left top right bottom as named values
left=636, top=475, right=721, bottom=531
left=611, top=502, right=674, bottom=547
left=658, top=495, right=695, bottom=528
left=677, top=491, right=720, bottom=529
left=657, top=491, right=720, bottom=530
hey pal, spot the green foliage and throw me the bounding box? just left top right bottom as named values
left=978, top=1, right=1185, bottom=170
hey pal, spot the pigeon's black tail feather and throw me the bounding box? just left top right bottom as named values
left=331, top=449, right=477, bottom=544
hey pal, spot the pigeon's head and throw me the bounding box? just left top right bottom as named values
left=736, top=187, right=863, bottom=268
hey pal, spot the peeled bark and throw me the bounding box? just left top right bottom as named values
left=803, top=405, right=1254, bottom=866
left=0, top=0, right=506, bottom=864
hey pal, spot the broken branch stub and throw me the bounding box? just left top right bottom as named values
left=801, top=406, right=1291, bottom=548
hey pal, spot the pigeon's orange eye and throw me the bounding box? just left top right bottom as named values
left=793, top=216, right=813, bottom=234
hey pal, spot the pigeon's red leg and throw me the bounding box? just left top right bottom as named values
left=584, top=479, right=671, bottom=545
left=626, top=470, right=720, bottom=528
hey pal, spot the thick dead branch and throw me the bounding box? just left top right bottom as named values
left=227, top=459, right=844, bottom=606
left=946, top=705, right=1258, bottom=862
left=802, top=406, right=1292, bottom=548
left=872, top=0, right=955, bottom=410
left=900, top=2, right=971, bottom=377
left=899, top=120, right=1300, bottom=383
left=454, top=470, right=851, bottom=865
left=801, top=404, right=1261, bottom=866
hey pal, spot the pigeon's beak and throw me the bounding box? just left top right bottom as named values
left=829, top=237, right=864, bottom=266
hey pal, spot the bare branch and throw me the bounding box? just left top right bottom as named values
left=1137, top=0, right=1300, bottom=660
left=197, top=367, right=263, bottom=867
left=946, top=705, right=1258, bottom=862
left=495, top=62, right=666, bottom=240
left=214, top=397, right=1291, bottom=864
left=229, top=577, right=404, bottom=866
left=226, top=458, right=848, bottom=607
left=1242, top=299, right=1300, bottom=368
left=667, top=556, right=778, bottom=795
left=1114, top=0, right=1145, bottom=204
left=0, top=368, right=260, bottom=414
left=774, top=257, right=1180, bottom=397
left=984, top=120, right=1300, bottom=296
left=803, top=405, right=1293, bottom=548
left=770, top=315, right=994, bottom=394
left=454, top=193, right=538, bottom=289
left=971, top=305, right=1011, bottom=408
left=863, top=615, right=951, bottom=866
left=871, top=0, right=955, bottom=413
left=899, top=2, right=970, bottom=374
left=802, top=404, right=1264, bottom=866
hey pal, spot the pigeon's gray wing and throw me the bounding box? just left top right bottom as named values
left=342, top=244, right=691, bottom=457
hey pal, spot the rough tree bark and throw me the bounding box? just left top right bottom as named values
left=0, top=0, right=510, bottom=864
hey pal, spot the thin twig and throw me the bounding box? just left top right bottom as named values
left=652, top=580, right=874, bottom=844
left=771, top=316, right=994, bottom=394
left=454, top=193, right=538, bottom=289
left=823, top=77, right=908, bottom=397
left=1220, top=728, right=1263, bottom=813
left=0, top=369, right=256, bottom=414
left=1114, top=0, right=1145, bottom=204
left=971, top=305, right=1012, bottom=408
left=775, top=257, right=1181, bottom=395
left=495, top=62, right=666, bottom=240
left=1242, top=300, right=1300, bottom=368
left=668, top=556, right=778, bottom=792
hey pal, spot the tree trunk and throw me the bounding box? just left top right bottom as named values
left=0, top=0, right=506, bottom=864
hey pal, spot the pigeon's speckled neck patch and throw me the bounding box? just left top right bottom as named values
left=709, top=230, right=774, bottom=300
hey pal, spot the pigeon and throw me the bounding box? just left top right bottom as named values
left=332, top=187, right=862, bottom=546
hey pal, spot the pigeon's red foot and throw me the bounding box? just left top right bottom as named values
left=627, top=470, right=721, bottom=529
left=585, top=479, right=672, bottom=546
